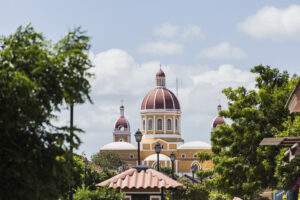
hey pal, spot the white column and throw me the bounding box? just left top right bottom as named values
left=145, top=115, right=147, bottom=134
left=164, top=114, right=166, bottom=134
left=164, top=160, right=167, bottom=167
left=179, top=116, right=181, bottom=134
left=173, top=115, right=175, bottom=134
left=153, top=114, right=156, bottom=134
left=147, top=160, right=149, bottom=167
left=175, top=160, right=178, bottom=173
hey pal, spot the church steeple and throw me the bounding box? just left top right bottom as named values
left=113, top=103, right=131, bottom=143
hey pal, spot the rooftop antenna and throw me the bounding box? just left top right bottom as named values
left=176, top=77, right=178, bottom=97
left=121, top=99, right=124, bottom=106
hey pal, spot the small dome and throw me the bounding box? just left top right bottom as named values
left=156, top=69, right=165, bottom=77
left=141, top=88, right=180, bottom=110
left=101, top=142, right=136, bottom=150
left=212, top=116, right=225, bottom=129
left=115, top=117, right=130, bottom=129
left=212, top=104, right=225, bottom=129
left=178, top=141, right=211, bottom=149
left=144, top=154, right=171, bottom=161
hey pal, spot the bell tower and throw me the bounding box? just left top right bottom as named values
left=113, top=103, right=131, bottom=142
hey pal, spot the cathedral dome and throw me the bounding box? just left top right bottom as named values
left=141, top=88, right=180, bottom=110
left=115, top=117, right=130, bottom=129
left=212, top=104, right=225, bottom=130
left=212, top=116, right=225, bottom=129
left=141, top=68, right=180, bottom=110
left=114, top=104, right=130, bottom=130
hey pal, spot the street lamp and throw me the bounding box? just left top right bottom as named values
left=170, top=152, right=175, bottom=179
left=134, top=129, right=143, bottom=165
left=191, top=164, right=198, bottom=184
left=83, top=157, right=88, bottom=188
left=170, top=152, right=176, bottom=200
left=154, top=143, right=162, bottom=171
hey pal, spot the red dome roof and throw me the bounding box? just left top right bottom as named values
left=141, top=88, right=180, bottom=110
left=115, top=117, right=130, bottom=129
left=212, top=116, right=225, bottom=128
left=156, top=69, right=165, bottom=77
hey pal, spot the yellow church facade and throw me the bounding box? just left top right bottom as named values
left=100, top=68, right=224, bottom=175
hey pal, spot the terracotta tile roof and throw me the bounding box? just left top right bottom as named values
left=96, top=166, right=186, bottom=190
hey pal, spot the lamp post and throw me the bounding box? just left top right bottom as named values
left=154, top=143, right=163, bottom=200
left=83, top=157, right=88, bottom=188
left=154, top=143, right=162, bottom=171
left=170, top=152, right=176, bottom=200
left=191, top=165, right=198, bottom=184
left=134, top=129, right=143, bottom=165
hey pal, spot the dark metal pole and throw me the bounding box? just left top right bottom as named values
left=192, top=171, right=195, bottom=184
left=157, top=153, right=160, bottom=171
left=137, top=142, right=140, bottom=165
left=171, top=160, right=174, bottom=179
left=171, top=160, right=175, bottom=200
left=69, top=105, right=74, bottom=200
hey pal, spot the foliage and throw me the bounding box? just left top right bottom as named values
left=197, top=152, right=212, bottom=163
left=208, top=191, right=231, bottom=200
left=275, top=116, right=300, bottom=191
left=91, top=151, right=124, bottom=170
left=73, top=185, right=125, bottom=200
left=166, top=178, right=209, bottom=200
left=211, top=65, right=298, bottom=199
left=0, top=24, right=93, bottom=199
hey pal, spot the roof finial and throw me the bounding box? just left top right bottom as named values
left=121, top=99, right=124, bottom=106
left=160, top=63, right=162, bottom=70
left=217, top=100, right=222, bottom=112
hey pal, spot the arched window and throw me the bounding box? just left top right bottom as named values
left=175, top=119, right=178, bottom=131
left=167, top=119, right=172, bottom=130
left=143, top=120, right=145, bottom=130
left=148, top=119, right=153, bottom=130
left=157, top=118, right=163, bottom=130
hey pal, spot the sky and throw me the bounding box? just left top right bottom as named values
left=1, top=0, right=300, bottom=158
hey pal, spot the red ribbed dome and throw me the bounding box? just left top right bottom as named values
left=212, top=116, right=225, bottom=128
left=141, top=88, right=180, bottom=110
left=156, top=69, right=165, bottom=77
left=115, top=117, right=130, bottom=129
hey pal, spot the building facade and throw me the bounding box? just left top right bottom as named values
left=100, top=69, right=225, bottom=175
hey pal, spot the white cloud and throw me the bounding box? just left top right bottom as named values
left=238, top=5, right=300, bottom=41
left=153, top=24, right=205, bottom=39
left=183, top=24, right=205, bottom=39
left=154, top=24, right=179, bottom=37
left=198, top=42, right=247, bottom=59
left=138, top=42, right=183, bottom=55
left=55, top=49, right=256, bottom=158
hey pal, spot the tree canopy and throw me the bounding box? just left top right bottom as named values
left=0, top=24, right=93, bottom=199
left=210, top=65, right=299, bottom=199
left=91, top=151, right=124, bottom=170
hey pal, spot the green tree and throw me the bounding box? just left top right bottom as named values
left=166, top=178, right=209, bottom=200
left=0, top=24, right=93, bottom=199
left=211, top=65, right=298, bottom=199
left=91, top=151, right=124, bottom=170
left=73, top=185, right=125, bottom=200
left=275, top=116, right=300, bottom=194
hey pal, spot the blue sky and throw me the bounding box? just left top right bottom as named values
left=2, top=0, right=300, bottom=157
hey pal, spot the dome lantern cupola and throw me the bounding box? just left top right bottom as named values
left=156, top=68, right=166, bottom=87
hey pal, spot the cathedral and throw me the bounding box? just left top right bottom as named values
left=100, top=68, right=225, bottom=175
